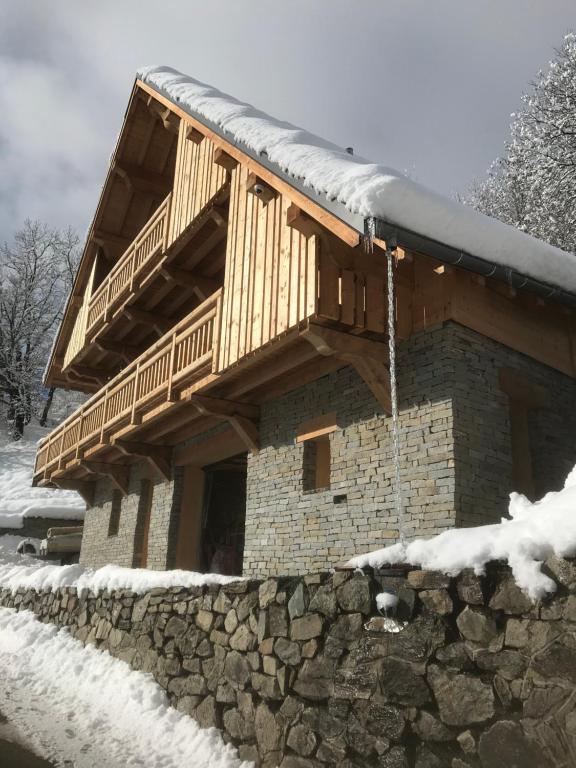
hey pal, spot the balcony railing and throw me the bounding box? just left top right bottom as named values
left=35, top=290, right=221, bottom=481
left=85, top=194, right=172, bottom=339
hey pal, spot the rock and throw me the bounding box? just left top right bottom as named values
left=257, top=611, right=268, bottom=643
left=196, top=610, right=214, bottom=632
left=473, top=649, right=527, bottom=680
left=287, top=724, right=317, bottom=756
left=532, top=637, right=576, bottom=683
left=360, top=701, right=405, bottom=741
left=336, top=576, right=372, bottom=614
left=493, top=674, right=512, bottom=708
left=224, top=609, right=239, bottom=634
left=168, top=674, right=207, bottom=697
left=288, top=583, right=307, bottom=619
left=427, top=665, right=494, bottom=726
left=379, top=658, right=431, bottom=706
left=328, top=613, right=363, bottom=647
left=195, top=695, right=220, bottom=728
left=407, top=570, right=450, bottom=590
left=255, top=702, right=282, bottom=755
left=543, top=555, right=576, bottom=590
left=379, top=745, right=409, bottom=767
left=230, top=624, right=257, bottom=651
left=457, top=730, right=476, bottom=754
left=238, top=745, right=259, bottom=764
left=419, top=589, right=453, bottom=615
left=236, top=591, right=259, bottom=621
left=293, top=656, right=336, bottom=700
left=275, top=637, right=302, bottom=666
left=302, top=707, right=346, bottom=739
left=478, top=720, right=547, bottom=768
left=346, top=713, right=376, bottom=756
left=279, top=758, right=322, bottom=768
left=308, top=585, right=338, bottom=617
left=269, top=605, right=288, bottom=637
left=316, top=738, right=347, bottom=763
left=277, top=666, right=293, bottom=694
left=259, top=579, right=278, bottom=609
left=213, top=591, right=232, bottom=614
left=414, top=747, right=443, bottom=768
left=210, top=629, right=230, bottom=647
left=175, top=695, right=201, bottom=716
left=335, top=660, right=379, bottom=700
left=132, top=594, right=151, bottom=623
left=302, top=639, right=318, bottom=658
left=457, top=570, right=484, bottom=605
left=216, top=682, right=237, bottom=704
left=165, top=615, right=188, bottom=638
left=224, top=650, right=251, bottom=687
left=456, top=606, right=498, bottom=645
left=263, top=654, right=279, bottom=675
left=435, top=642, right=473, bottom=671
left=277, top=695, right=305, bottom=727
left=489, top=575, right=533, bottom=615
left=413, top=711, right=453, bottom=741
left=251, top=672, right=282, bottom=699
left=290, top=613, right=324, bottom=641
left=260, top=637, right=275, bottom=654
left=387, top=615, right=446, bottom=663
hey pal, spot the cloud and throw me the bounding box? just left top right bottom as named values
left=0, top=0, right=574, bottom=242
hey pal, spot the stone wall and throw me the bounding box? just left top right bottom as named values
left=2, top=558, right=575, bottom=768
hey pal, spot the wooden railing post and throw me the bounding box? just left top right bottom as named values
left=131, top=363, right=141, bottom=425
left=167, top=331, right=177, bottom=402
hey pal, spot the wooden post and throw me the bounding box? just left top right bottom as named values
left=167, top=332, right=177, bottom=402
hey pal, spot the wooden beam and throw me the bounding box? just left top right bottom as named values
left=113, top=440, right=172, bottom=481
left=80, top=460, right=130, bottom=496
left=175, top=427, right=246, bottom=467
left=287, top=204, right=322, bottom=238
left=229, top=416, right=259, bottom=453
left=301, top=323, right=389, bottom=363
left=67, top=365, right=107, bottom=386
left=159, top=266, right=219, bottom=300
left=92, top=229, right=130, bottom=250
left=301, top=324, right=391, bottom=414
left=246, top=172, right=277, bottom=205
left=185, top=125, right=205, bottom=144
left=499, top=368, right=547, bottom=408
left=213, top=147, right=238, bottom=173
left=296, top=412, right=338, bottom=443
left=112, top=161, right=171, bottom=195
left=187, top=394, right=260, bottom=420
left=125, top=307, right=171, bottom=336
left=51, top=479, right=94, bottom=506
left=95, top=339, right=140, bottom=364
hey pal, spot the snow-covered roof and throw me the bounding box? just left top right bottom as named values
left=138, top=65, right=576, bottom=300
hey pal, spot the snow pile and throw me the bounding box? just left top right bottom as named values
left=0, top=535, right=41, bottom=566
left=0, top=430, right=85, bottom=529
left=139, top=65, right=576, bottom=295
left=348, top=465, right=576, bottom=600
left=0, top=558, right=242, bottom=595
left=0, top=607, right=249, bottom=768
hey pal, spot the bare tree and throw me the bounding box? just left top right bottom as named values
left=0, top=221, right=80, bottom=439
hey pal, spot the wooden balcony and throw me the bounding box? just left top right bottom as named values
left=35, top=291, right=221, bottom=486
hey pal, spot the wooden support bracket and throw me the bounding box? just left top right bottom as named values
left=113, top=440, right=172, bottom=481
left=112, top=161, right=171, bottom=196
left=286, top=204, right=322, bottom=238
left=159, top=266, right=219, bottom=300
left=125, top=307, right=171, bottom=336
left=246, top=173, right=277, bottom=205
left=52, top=478, right=95, bottom=506
left=95, top=340, right=139, bottom=364
left=187, top=395, right=260, bottom=452
left=185, top=125, right=205, bottom=144
left=80, top=460, right=130, bottom=496
left=301, top=324, right=392, bottom=414
left=68, top=365, right=107, bottom=387
left=213, top=147, right=238, bottom=173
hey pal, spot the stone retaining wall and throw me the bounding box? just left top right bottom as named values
left=2, top=559, right=576, bottom=767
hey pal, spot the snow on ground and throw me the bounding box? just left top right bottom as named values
left=0, top=535, right=42, bottom=565
left=0, top=607, right=249, bottom=768
left=348, top=465, right=576, bottom=600
left=0, top=427, right=84, bottom=529
left=139, top=66, right=576, bottom=296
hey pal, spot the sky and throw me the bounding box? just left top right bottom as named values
left=0, top=0, right=574, bottom=242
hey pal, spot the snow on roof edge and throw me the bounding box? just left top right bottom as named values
left=138, top=65, right=576, bottom=298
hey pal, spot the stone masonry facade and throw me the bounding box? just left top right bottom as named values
left=3, top=557, right=576, bottom=767
left=78, top=321, right=576, bottom=576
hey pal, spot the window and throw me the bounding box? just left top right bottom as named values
left=499, top=368, right=546, bottom=500
left=108, top=490, right=122, bottom=537
left=297, top=413, right=337, bottom=492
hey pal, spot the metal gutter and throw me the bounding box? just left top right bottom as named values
left=368, top=217, right=576, bottom=310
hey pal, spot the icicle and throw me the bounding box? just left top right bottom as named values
left=364, top=217, right=376, bottom=254
left=386, top=239, right=405, bottom=545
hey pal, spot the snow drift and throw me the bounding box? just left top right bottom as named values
left=348, top=465, right=576, bottom=600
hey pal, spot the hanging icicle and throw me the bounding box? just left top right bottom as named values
left=385, top=236, right=406, bottom=545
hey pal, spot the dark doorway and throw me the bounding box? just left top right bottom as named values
left=201, top=453, right=247, bottom=576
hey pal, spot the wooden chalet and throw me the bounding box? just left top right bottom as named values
left=35, top=68, right=576, bottom=576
